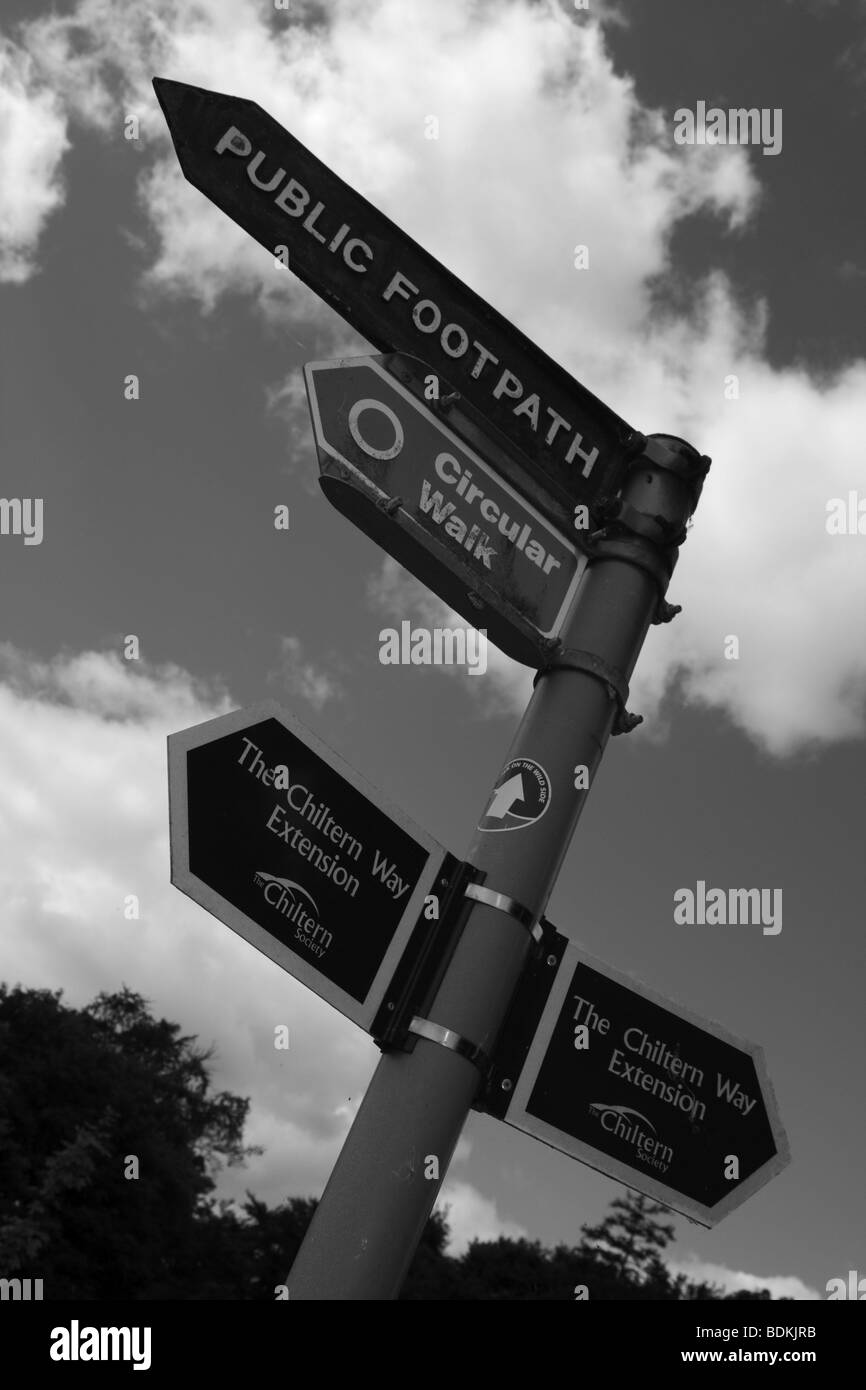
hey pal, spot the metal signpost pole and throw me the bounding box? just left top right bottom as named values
left=287, top=436, right=709, bottom=1300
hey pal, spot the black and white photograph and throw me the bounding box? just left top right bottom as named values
left=0, top=0, right=863, bottom=1360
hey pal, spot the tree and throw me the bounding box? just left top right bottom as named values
left=400, top=1208, right=461, bottom=1299
left=0, top=983, right=257, bottom=1298
left=240, top=1195, right=319, bottom=1299
left=577, top=1190, right=677, bottom=1287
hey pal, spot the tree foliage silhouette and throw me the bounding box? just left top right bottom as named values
left=0, top=983, right=256, bottom=1297
left=578, top=1191, right=676, bottom=1285
left=0, top=983, right=784, bottom=1300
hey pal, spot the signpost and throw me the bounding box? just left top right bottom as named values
left=168, top=701, right=449, bottom=1032
left=304, top=354, right=587, bottom=666
left=484, top=933, right=789, bottom=1227
left=156, top=73, right=790, bottom=1301
left=152, top=77, right=638, bottom=523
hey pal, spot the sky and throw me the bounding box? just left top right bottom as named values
left=1, top=0, right=864, bottom=1300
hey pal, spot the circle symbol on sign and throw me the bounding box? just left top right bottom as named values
left=348, top=398, right=405, bottom=460
left=478, top=757, right=552, bottom=832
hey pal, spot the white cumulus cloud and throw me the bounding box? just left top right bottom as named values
left=436, top=1179, right=528, bottom=1255
left=0, top=38, right=69, bottom=283
left=668, top=1255, right=821, bottom=1302
left=277, top=636, right=344, bottom=709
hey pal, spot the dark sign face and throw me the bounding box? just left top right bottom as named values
left=169, top=703, right=445, bottom=1029
left=153, top=77, right=636, bottom=518
left=503, top=943, right=789, bottom=1226
left=306, top=356, right=586, bottom=668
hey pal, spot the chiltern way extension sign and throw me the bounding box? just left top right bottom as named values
left=486, top=934, right=790, bottom=1227
left=153, top=77, right=638, bottom=523
left=305, top=355, right=587, bottom=667
left=168, top=702, right=448, bottom=1032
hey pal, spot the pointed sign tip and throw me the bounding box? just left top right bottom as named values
left=152, top=76, right=246, bottom=128
left=152, top=75, right=180, bottom=121
left=151, top=77, right=208, bottom=149
left=152, top=76, right=191, bottom=102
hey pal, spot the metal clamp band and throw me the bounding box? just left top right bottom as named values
left=408, top=1016, right=490, bottom=1072
left=593, top=500, right=687, bottom=548
left=532, top=646, right=642, bottom=735
left=584, top=532, right=674, bottom=595
left=464, top=882, right=544, bottom=942
left=549, top=648, right=630, bottom=709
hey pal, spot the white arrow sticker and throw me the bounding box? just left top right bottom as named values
left=486, top=773, right=525, bottom=820
left=478, top=758, right=551, bottom=832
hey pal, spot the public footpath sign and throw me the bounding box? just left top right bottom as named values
left=153, top=77, right=638, bottom=520
left=304, top=355, right=587, bottom=667
left=168, top=702, right=448, bottom=1032
left=485, top=933, right=790, bottom=1227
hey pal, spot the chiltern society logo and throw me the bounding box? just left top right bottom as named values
left=253, top=871, right=333, bottom=958
left=477, top=758, right=551, bottom=832
left=588, top=1103, right=673, bottom=1174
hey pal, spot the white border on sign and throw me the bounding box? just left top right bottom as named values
left=504, top=939, right=791, bottom=1228
left=304, top=356, right=586, bottom=641
left=168, top=700, right=448, bottom=1034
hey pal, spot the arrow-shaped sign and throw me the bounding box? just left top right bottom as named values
left=483, top=931, right=790, bottom=1228
left=168, top=701, right=452, bottom=1033
left=304, top=354, right=587, bottom=667
left=153, top=77, right=638, bottom=518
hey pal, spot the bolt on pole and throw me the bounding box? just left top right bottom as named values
left=287, top=436, right=709, bottom=1300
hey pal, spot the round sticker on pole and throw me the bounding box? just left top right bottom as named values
left=478, top=758, right=551, bottom=832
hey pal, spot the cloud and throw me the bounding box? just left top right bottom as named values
left=5, top=0, right=864, bottom=754
left=0, top=645, right=391, bottom=1206
left=668, top=1255, right=821, bottom=1302
left=436, top=1179, right=528, bottom=1255
left=0, top=642, right=230, bottom=722
left=0, top=38, right=69, bottom=283
left=265, top=375, right=321, bottom=490
left=276, top=636, right=344, bottom=708
left=12, top=0, right=756, bottom=320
